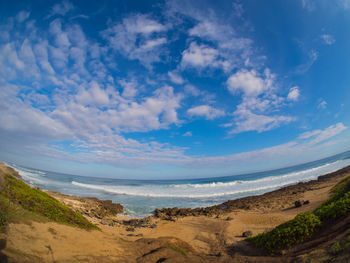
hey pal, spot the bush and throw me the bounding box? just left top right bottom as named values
left=248, top=173, right=350, bottom=254
left=314, top=192, right=350, bottom=221
left=248, top=212, right=321, bottom=253
left=1, top=174, right=97, bottom=230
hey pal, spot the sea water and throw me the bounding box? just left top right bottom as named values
left=6, top=150, right=350, bottom=217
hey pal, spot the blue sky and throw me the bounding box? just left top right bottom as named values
left=0, top=0, right=350, bottom=179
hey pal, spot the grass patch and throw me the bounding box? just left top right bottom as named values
left=248, top=173, right=350, bottom=254
left=167, top=246, right=188, bottom=257
left=1, top=174, right=98, bottom=230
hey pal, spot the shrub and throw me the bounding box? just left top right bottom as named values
left=248, top=212, right=321, bottom=253
left=1, top=174, right=97, bottom=230
left=314, top=192, right=350, bottom=221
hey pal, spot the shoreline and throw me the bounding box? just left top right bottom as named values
left=2, top=163, right=350, bottom=262
left=47, top=165, right=350, bottom=222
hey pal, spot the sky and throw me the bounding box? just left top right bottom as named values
left=0, top=0, right=350, bottom=179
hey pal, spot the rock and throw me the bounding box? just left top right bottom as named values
left=100, top=218, right=114, bottom=226
left=303, top=200, right=310, bottom=205
left=126, top=227, right=135, bottom=232
left=226, top=217, right=233, bottom=221
left=294, top=200, right=302, bottom=208
left=242, top=231, right=253, bottom=237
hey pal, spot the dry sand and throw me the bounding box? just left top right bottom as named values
left=2, top=165, right=350, bottom=262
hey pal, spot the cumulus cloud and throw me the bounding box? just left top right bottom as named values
left=187, top=105, right=225, bottom=120
left=287, top=86, right=300, bottom=101
left=227, top=69, right=271, bottom=97
left=226, top=69, right=295, bottom=134
left=181, top=42, right=222, bottom=70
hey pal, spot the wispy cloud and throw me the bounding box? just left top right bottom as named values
left=321, top=34, right=336, bottom=45
left=102, top=14, right=169, bottom=67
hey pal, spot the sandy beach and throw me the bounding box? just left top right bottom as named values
left=2, top=163, right=350, bottom=262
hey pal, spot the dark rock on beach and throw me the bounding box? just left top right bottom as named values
left=294, top=200, right=302, bottom=208
left=242, top=231, right=253, bottom=237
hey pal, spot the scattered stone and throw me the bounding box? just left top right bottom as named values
left=242, top=231, right=253, bottom=237
left=126, top=227, right=135, bottom=232
left=294, top=200, right=302, bottom=208
left=292, top=191, right=297, bottom=195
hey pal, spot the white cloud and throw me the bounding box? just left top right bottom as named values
left=287, top=86, right=300, bottom=101
left=168, top=70, right=185, bottom=84
left=318, top=100, right=327, bottom=109
left=296, top=49, right=318, bottom=74
left=225, top=68, right=295, bottom=134
left=321, top=34, right=336, bottom=45
left=181, top=42, right=220, bottom=69
left=48, top=0, right=74, bottom=17
left=227, top=70, right=271, bottom=97
left=75, top=81, right=110, bottom=106
left=187, top=105, right=225, bottom=120
left=34, top=40, right=55, bottom=74
left=119, top=79, right=138, bottom=98
left=301, top=0, right=316, bottom=11
left=102, top=14, right=168, bottom=67
left=230, top=109, right=294, bottom=134
left=299, top=123, right=347, bottom=145
left=183, top=131, right=192, bottom=137
left=16, top=11, right=30, bottom=23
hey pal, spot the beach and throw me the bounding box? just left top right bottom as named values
left=2, top=163, right=350, bottom=262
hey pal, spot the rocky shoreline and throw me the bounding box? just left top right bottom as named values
left=153, top=165, right=350, bottom=220
left=49, top=165, right=350, bottom=226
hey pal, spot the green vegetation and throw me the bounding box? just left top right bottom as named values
left=0, top=197, right=9, bottom=233
left=167, top=246, right=188, bottom=257
left=314, top=192, right=350, bottom=221
left=1, top=174, right=97, bottom=230
left=248, top=212, right=321, bottom=253
left=248, top=174, right=350, bottom=254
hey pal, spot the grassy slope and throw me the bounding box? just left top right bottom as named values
left=248, top=175, right=350, bottom=254
left=0, top=172, right=98, bottom=231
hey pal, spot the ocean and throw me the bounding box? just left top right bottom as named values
left=6, top=150, right=350, bottom=218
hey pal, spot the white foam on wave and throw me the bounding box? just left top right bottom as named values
left=71, top=159, right=350, bottom=198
